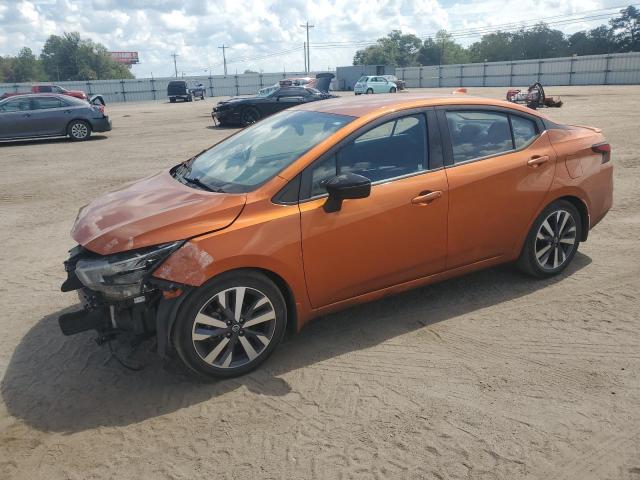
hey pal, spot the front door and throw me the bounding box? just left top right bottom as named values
left=442, top=108, right=556, bottom=268
left=299, top=113, right=448, bottom=307
left=0, top=97, right=35, bottom=138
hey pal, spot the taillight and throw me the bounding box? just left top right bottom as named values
left=592, top=142, right=611, bottom=163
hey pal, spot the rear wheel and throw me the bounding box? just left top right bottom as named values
left=173, top=271, right=287, bottom=378
left=240, top=107, right=261, bottom=126
left=67, top=120, right=91, bottom=141
left=200, top=92, right=205, bottom=100
left=518, top=200, right=582, bottom=278
left=169, top=97, right=176, bottom=103
left=366, top=88, right=373, bottom=94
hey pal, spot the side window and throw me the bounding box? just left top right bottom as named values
left=39, top=86, right=53, bottom=93
left=339, top=114, right=427, bottom=183
left=446, top=110, right=514, bottom=163
left=33, top=97, right=65, bottom=110
left=0, top=98, right=32, bottom=112
left=511, top=115, right=538, bottom=148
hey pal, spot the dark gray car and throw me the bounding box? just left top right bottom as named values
left=0, top=94, right=112, bottom=141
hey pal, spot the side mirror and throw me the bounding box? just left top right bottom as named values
left=323, top=173, right=371, bottom=213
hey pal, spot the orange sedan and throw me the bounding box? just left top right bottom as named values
left=60, top=93, right=613, bottom=378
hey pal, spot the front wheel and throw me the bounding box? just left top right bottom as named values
left=67, top=120, right=91, bottom=141
left=240, top=107, right=261, bottom=126
left=518, top=200, right=582, bottom=278
left=173, top=271, right=287, bottom=378
left=390, top=87, right=397, bottom=93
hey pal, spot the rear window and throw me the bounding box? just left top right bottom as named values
left=446, top=111, right=514, bottom=163
left=357, top=76, right=369, bottom=83
left=33, top=97, right=68, bottom=110
left=169, top=81, right=186, bottom=87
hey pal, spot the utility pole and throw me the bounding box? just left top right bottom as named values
left=300, top=21, right=314, bottom=74
left=219, top=45, right=228, bottom=76
left=171, top=52, right=179, bottom=77
left=303, top=42, right=307, bottom=73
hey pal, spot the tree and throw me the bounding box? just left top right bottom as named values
left=12, top=47, right=43, bottom=82
left=610, top=5, right=640, bottom=51
left=353, top=30, right=422, bottom=67
left=468, top=32, right=515, bottom=62
left=40, top=32, right=134, bottom=81
left=569, top=26, right=617, bottom=55
left=417, top=30, right=469, bottom=65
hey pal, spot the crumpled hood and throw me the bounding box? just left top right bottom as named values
left=72, top=169, right=246, bottom=255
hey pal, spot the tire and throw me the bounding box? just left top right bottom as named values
left=173, top=271, right=287, bottom=379
left=517, top=200, right=582, bottom=278
left=170, top=97, right=176, bottom=103
left=187, top=94, right=193, bottom=102
left=240, top=107, right=261, bottom=126
left=390, top=87, right=397, bottom=93
left=67, top=120, right=91, bottom=141
left=201, top=93, right=205, bottom=100
left=366, top=88, right=373, bottom=94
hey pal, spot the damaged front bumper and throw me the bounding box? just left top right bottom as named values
left=59, top=244, right=191, bottom=356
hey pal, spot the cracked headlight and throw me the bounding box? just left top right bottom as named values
left=75, top=241, right=182, bottom=300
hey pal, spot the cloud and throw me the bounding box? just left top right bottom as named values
left=0, top=0, right=620, bottom=78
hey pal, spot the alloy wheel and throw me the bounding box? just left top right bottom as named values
left=191, top=286, right=276, bottom=369
left=534, top=209, right=577, bottom=270
left=71, top=122, right=88, bottom=139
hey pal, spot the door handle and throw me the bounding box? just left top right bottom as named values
left=527, top=155, right=550, bottom=167
left=411, top=190, right=442, bottom=205
left=22, top=113, right=31, bottom=117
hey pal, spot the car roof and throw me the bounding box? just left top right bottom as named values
left=0, top=93, right=69, bottom=101
left=291, top=92, right=544, bottom=119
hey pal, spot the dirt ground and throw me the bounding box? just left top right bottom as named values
left=0, top=86, right=639, bottom=480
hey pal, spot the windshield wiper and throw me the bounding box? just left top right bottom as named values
left=182, top=176, right=225, bottom=193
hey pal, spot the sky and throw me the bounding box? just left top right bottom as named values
left=0, top=0, right=631, bottom=78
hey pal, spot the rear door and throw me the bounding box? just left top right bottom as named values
left=29, top=96, right=73, bottom=135
left=299, top=110, right=449, bottom=307
left=0, top=97, right=36, bottom=138
left=440, top=107, right=555, bottom=268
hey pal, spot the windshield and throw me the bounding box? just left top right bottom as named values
left=174, top=110, right=354, bottom=193
left=257, top=85, right=279, bottom=97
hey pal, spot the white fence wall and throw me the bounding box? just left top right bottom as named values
left=0, top=71, right=336, bottom=104
left=396, top=52, right=640, bottom=88
left=1, top=52, right=638, bottom=103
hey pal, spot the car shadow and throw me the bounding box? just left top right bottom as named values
left=0, top=135, right=108, bottom=146
left=1, top=253, right=591, bottom=433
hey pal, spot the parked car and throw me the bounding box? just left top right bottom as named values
left=382, top=74, right=406, bottom=90
left=60, top=93, right=613, bottom=379
left=212, top=85, right=335, bottom=126
left=0, top=93, right=111, bottom=141
left=354, top=75, right=398, bottom=94
left=1, top=84, right=89, bottom=100
left=168, top=80, right=206, bottom=103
